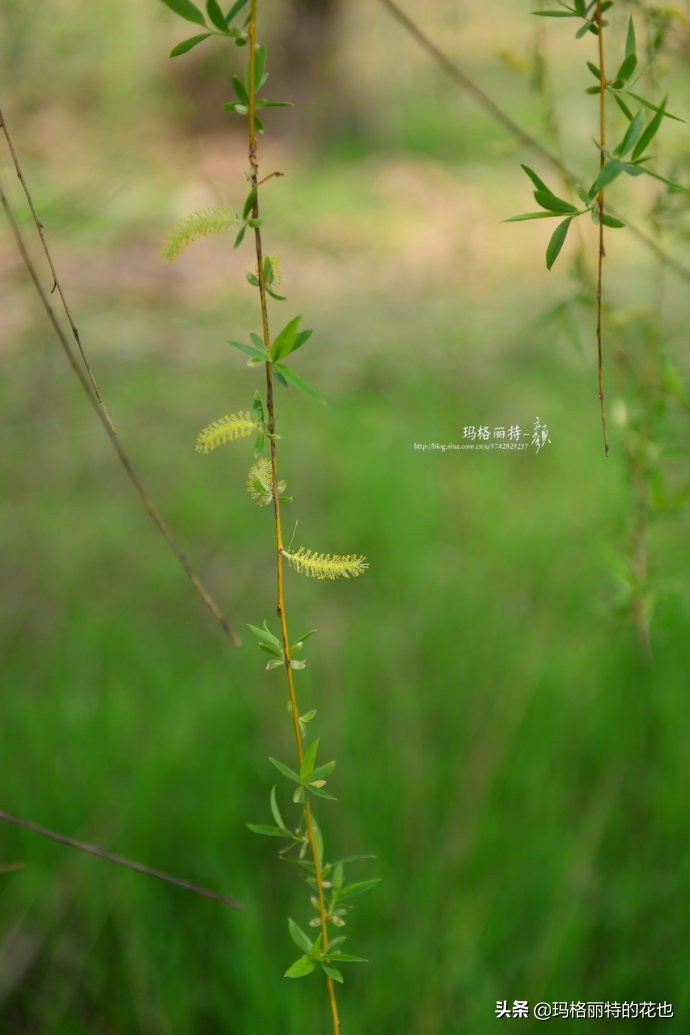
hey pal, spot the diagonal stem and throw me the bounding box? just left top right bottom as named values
left=0, top=111, right=240, bottom=644
left=246, top=5, right=340, bottom=1031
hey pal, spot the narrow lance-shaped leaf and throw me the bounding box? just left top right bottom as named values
left=614, top=52, right=637, bottom=86
left=533, top=190, right=579, bottom=213
left=170, top=33, right=213, bottom=56
left=273, top=363, right=326, bottom=404
left=226, top=0, right=249, bottom=22
left=614, top=110, right=645, bottom=157
left=288, top=918, right=314, bottom=955
left=206, top=0, right=228, bottom=31
left=631, top=97, right=667, bottom=161
left=284, top=957, right=315, bottom=979
left=625, top=16, right=636, bottom=59
left=521, top=164, right=553, bottom=194
left=546, top=217, right=573, bottom=271
left=270, top=315, right=302, bottom=361
left=588, top=159, right=627, bottom=198
left=159, top=0, right=207, bottom=26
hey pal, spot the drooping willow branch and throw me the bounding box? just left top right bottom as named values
left=0, top=810, right=242, bottom=909
left=245, top=3, right=341, bottom=1029
left=378, top=0, right=690, bottom=287
left=595, top=0, right=609, bottom=455
left=0, top=109, right=240, bottom=645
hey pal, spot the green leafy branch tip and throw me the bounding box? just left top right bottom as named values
left=195, top=411, right=259, bottom=453
left=282, top=547, right=369, bottom=581
left=161, top=208, right=238, bottom=261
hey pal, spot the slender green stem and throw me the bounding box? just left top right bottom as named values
left=246, top=4, right=340, bottom=1030
left=596, top=0, right=609, bottom=456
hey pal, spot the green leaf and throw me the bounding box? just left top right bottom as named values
left=600, top=213, right=625, bottom=228
left=320, top=963, right=344, bottom=983
left=269, top=757, right=300, bottom=783
left=614, top=110, right=645, bottom=157
left=273, top=363, right=326, bottom=403
left=611, top=92, right=634, bottom=121
left=631, top=98, right=666, bottom=161
left=300, top=738, right=320, bottom=781
left=623, top=91, right=683, bottom=122
left=589, top=159, right=627, bottom=197
left=521, top=164, right=552, bottom=194
left=170, top=32, right=212, bottom=56
left=232, top=73, right=249, bottom=104
left=257, top=641, right=283, bottom=658
left=533, top=190, right=578, bottom=213
left=246, top=823, right=293, bottom=838
left=247, top=621, right=281, bottom=649
left=227, top=338, right=268, bottom=361
left=271, top=314, right=302, bottom=361
left=233, top=224, right=247, bottom=248
left=288, top=918, right=314, bottom=954
left=337, top=878, right=382, bottom=901
left=273, top=368, right=289, bottom=388
left=270, top=785, right=286, bottom=830
left=503, top=211, right=561, bottom=222
left=636, top=167, right=690, bottom=194
left=159, top=0, right=207, bottom=26
left=625, top=16, right=636, bottom=59
left=532, top=9, right=577, bottom=16
left=326, top=952, right=367, bottom=963
left=206, top=0, right=227, bottom=30
left=546, top=217, right=573, bottom=270
left=306, top=783, right=337, bottom=801
left=243, top=187, right=257, bottom=219
left=254, top=44, right=268, bottom=91
left=267, top=286, right=287, bottom=301
left=573, top=0, right=586, bottom=16
left=226, top=0, right=249, bottom=22
left=249, top=332, right=266, bottom=351
left=284, top=956, right=315, bottom=979
left=253, top=431, right=265, bottom=456
left=310, top=760, right=336, bottom=782
left=586, top=60, right=600, bottom=79
left=251, top=390, right=265, bottom=424
left=614, top=53, right=637, bottom=86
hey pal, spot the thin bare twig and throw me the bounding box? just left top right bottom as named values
left=378, top=0, right=690, bottom=285
left=0, top=109, right=240, bottom=645
left=0, top=810, right=243, bottom=909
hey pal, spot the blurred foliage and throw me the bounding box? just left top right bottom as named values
left=1, top=1, right=690, bottom=1032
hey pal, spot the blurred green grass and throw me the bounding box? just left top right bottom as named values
left=2, top=1, right=690, bottom=1032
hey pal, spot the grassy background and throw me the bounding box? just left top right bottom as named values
left=2, top=1, right=690, bottom=1032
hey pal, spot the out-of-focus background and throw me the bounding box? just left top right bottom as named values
left=2, top=0, right=690, bottom=1031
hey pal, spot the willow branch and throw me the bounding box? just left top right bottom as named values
left=378, top=0, right=690, bottom=285
left=246, top=5, right=340, bottom=1030
left=0, top=110, right=240, bottom=645
left=596, top=3, right=609, bottom=455
left=0, top=810, right=243, bottom=909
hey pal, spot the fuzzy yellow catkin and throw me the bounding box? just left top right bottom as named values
left=161, top=208, right=237, bottom=261
left=283, top=547, right=368, bottom=581
left=195, top=412, right=259, bottom=453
